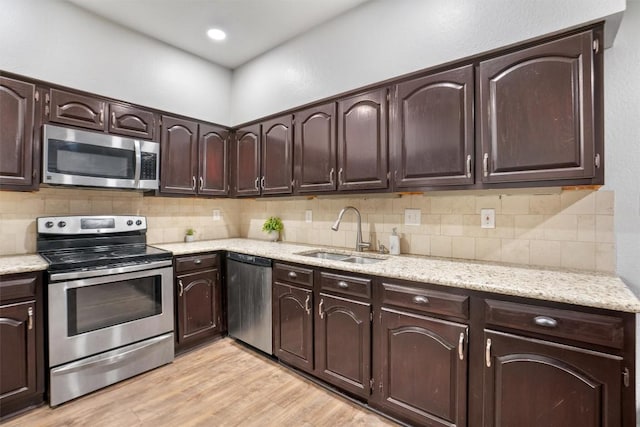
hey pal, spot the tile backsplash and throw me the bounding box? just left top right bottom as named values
left=0, top=187, right=615, bottom=273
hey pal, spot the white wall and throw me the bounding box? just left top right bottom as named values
left=0, top=0, right=231, bottom=124
left=230, top=0, right=624, bottom=125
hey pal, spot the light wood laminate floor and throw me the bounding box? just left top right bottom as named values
left=3, top=338, right=398, bottom=427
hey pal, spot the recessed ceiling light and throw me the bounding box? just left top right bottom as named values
left=207, top=28, right=226, bottom=41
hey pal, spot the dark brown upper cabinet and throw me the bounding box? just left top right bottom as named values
left=337, top=88, right=389, bottom=191
left=160, top=117, right=228, bottom=196
left=47, top=88, right=107, bottom=131
left=392, top=65, right=474, bottom=189
left=160, top=116, right=199, bottom=194
left=232, top=124, right=261, bottom=197
left=294, top=102, right=337, bottom=193
left=478, top=30, right=598, bottom=184
left=108, top=103, right=158, bottom=140
left=261, top=115, right=293, bottom=195
left=0, top=77, right=38, bottom=190
left=198, top=124, right=229, bottom=196
left=483, top=330, right=622, bottom=427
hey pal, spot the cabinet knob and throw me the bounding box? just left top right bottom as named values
left=485, top=338, right=492, bottom=368
left=178, top=279, right=184, bottom=297
left=337, top=281, right=349, bottom=289
left=466, top=155, right=472, bottom=178
left=413, top=295, right=429, bottom=304
left=287, top=271, right=297, bottom=279
left=304, top=294, right=311, bottom=315
left=533, top=316, right=558, bottom=328
left=27, top=307, right=33, bottom=330
left=193, top=259, right=202, bottom=265
left=458, top=332, right=465, bottom=361
left=191, top=176, right=196, bottom=190
left=318, top=298, right=324, bottom=319
left=483, top=153, right=489, bottom=177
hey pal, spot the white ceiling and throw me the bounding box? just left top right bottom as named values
left=67, top=0, right=370, bottom=69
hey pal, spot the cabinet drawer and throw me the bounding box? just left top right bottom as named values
left=320, top=272, right=371, bottom=299
left=175, top=253, right=218, bottom=273
left=273, top=263, right=313, bottom=288
left=381, top=282, right=469, bottom=320
left=48, top=89, right=107, bottom=131
left=0, top=272, right=38, bottom=303
left=484, top=299, right=624, bottom=349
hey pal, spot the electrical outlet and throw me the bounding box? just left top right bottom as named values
left=213, top=209, right=221, bottom=221
left=480, top=209, right=495, bottom=229
left=305, top=210, right=313, bottom=223
left=404, top=208, right=421, bottom=226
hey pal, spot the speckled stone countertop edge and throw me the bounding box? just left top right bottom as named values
left=2, top=239, right=639, bottom=313
left=152, top=238, right=640, bottom=314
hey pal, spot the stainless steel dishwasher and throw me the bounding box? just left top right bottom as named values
left=226, top=252, right=273, bottom=354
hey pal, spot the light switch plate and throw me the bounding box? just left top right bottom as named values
left=481, top=208, right=495, bottom=229
left=404, top=208, right=421, bottom=226
left=305, top=210, right=313, bottom=223
left=213, top=209, right=221, bottom=221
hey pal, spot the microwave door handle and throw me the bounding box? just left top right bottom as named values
left=134, top=140, right=142, bottom=188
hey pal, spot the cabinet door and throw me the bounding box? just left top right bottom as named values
left=483, top=330, right=622, bottom=427
left=47, top=89, right=107, bottom=131
left=198, top=124, right=229, bottom=196
left=0, top=77, right=36, bottom=189
left=233, top=125, right=261, bottom=196
left=294, top=103, right=337, bottom=193
left=0, top=301, right=37, bottom=414
left=108, top=103, right=158, bottom=140
left=374, top=308, right=468, bottom=427
left=478, top=30, right=596, bottom=183
left=261, top=115, right=293, bottom=195
left=315, top=293, right=371, bottom=398
left=337, top=88, right=388, bottom=191
left=273, top=283, right=313, bottom=373
left=176, top=269, right=221, bottom=345
left=392, top=65, right=474, bottom=189
left=160, top=116, right=198, bottom=194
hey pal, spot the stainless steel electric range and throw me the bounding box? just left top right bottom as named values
left=37, top=215, right=174, bottom=406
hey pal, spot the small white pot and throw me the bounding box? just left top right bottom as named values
left=267, top=230, right=279, bottom=242
left=185, top=235, right=195, bottom=242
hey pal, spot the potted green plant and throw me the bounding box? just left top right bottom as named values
left=262, top=216, right=283, bottom=242
left=185, top=228, right=196, bottom=242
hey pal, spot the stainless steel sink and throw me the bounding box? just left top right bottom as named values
left=299, top=251, right=350, bottom=261
left=297, top=250, right=385, bottom=264
left=341, top=256, right=383, bottom=264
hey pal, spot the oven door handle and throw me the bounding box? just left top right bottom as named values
left=51, top=334, right=169, bottom=375
left=133, top=140, right=142, bottom=189
left=49, top=260, right=173, bottom=282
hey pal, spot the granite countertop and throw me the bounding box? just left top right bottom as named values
left=0, top=254, right=49, bottom=275
left=2, top=238, right=639, bottom=313
left=153, top=238, right=640, bottom=313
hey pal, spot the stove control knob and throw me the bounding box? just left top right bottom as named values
left=135, top=220, right=142, bottom=226
left=45, top=221, right=54, bottom=228
left=127, top=220, right=133, bottom=226
left=58, top=221, right=66, bottom=228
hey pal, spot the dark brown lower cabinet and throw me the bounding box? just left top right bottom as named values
left=174, top=253, right=223, bottom=354
left=483, top=330, right=622, bottom=427
left=273, top=282, right=313, bottom=373
left=315, top=293, right=371, bottom=399
left=0, top=272, right=43, bottom=419
left=373, top=308, right=468, bottom=427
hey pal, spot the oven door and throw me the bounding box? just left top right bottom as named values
left=48, top=265, right=174, bottom=367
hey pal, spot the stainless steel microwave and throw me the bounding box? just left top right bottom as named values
left=42, top=124, right=159, bottom=190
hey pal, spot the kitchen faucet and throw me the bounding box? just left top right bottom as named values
left=331, top=206, right=370, bottom=252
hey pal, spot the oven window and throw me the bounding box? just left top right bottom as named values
left=48, top=139, right=135, bottom=179
left=67, top=276, right=162, bottom=336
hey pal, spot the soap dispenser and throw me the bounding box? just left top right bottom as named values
left=389, top=228, right=400, bottom=255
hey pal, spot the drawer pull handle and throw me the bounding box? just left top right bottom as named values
left=288, top=271, right=297, bottom=279
left=178, top=279, right=184, bottom=297
left=193, top=259, right=202, bottom=265
left=413, top=295, right=429, bottom=304
left=485, top=338, right=492, bottom=367
left=533, top=316, right=558, bottom=328
left=304, top=295, right=311, bottom=315
left=458, top=332, right=464, bottom=361
left=318, top=298, right=324, bottom=319
left=338, top=281, right=349, bottom=289
left=28, top=307, right=33, bottom=330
